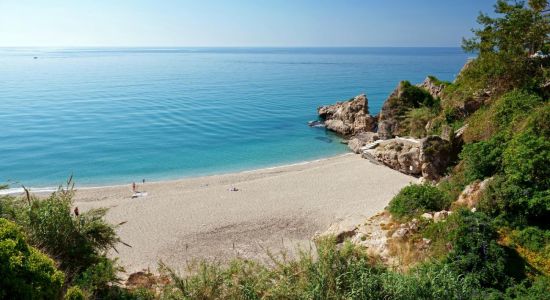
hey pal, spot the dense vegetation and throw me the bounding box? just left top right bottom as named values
left=0, top=218, right=64, bottom=299
left=1, top=0, right=548, bottom=299
left=388, top=184, right=450, bottom=220
left=0, top=181, right=151, bottom=299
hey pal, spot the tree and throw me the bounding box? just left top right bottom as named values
left=463, top=0, right=549, bottom=55
left=459, top=0, right=550, bottom=94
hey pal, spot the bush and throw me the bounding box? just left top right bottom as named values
left=437, top=164, right=470, bottom=204
left=502, top=276, right=550, bottom=300
left=445, top=210, right=510, bottom=288
left=388, top=184, right=450, bottom=220
left=464, top=90, right=543, bottom=142
left=64, top=286, right=87, bottom=300
left=400, top=80, right=437, bottom=108
left=477, top=104, right=550, bottom=225
left=75, top=256, right=123, bottom=296
left=493, top=91, right=543, bottom=134
left=1, top=182, right=129, bottom=299
left=0, top=183, right=125, bottom=281
left=461, top=0, right=549, bottom=95
left=427, top=75, right=452, bottom=87
left=460, top=134, right=506, bottom=182
left=503, top=104, right=550, bottom=189
left=0, top=218, right=65, bottom=299
left=512, top=227, right=550, bottom=253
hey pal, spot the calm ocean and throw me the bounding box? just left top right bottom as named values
left=0, top=47, right=470, bottom=188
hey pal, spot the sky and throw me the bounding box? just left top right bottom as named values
left=0, top=0, right=497, bottom=47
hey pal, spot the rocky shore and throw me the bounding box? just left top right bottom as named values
left=315, top=74, right=484, bottom=265
left=317, top=76, right=463, bottom=182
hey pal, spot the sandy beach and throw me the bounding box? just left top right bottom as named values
left=73, top=154, right=415, bottom=274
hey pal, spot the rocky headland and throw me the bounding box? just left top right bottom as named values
left=316, top=76, right=463, bottom=182
left=315, top=74, right=484, bottom=266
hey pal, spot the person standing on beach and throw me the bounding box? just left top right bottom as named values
left=132, top=182, right=136, bottom=193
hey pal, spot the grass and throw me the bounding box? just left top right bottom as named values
left=157, top=238, right=482, bottom=300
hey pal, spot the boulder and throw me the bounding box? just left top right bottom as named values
left=433, top=211, right=449, bottom=223
left=347, top=132, right=379, bottom=153
left=320, top=222, right=358, bottom=243
left=318, top=94, right=377, bottom=136
left=420, top=213, right=433, bottom=220
left=454, top=177, right=492, bottom=209
left=362, top=138, right=422, bottom=176
left=419, top=136, right=452, bottom=181
left=392, top=228, right=409, bottom=239
left=362, top=136, right=453, bottom=182
left=362, top=136, right=451, bottom=180
left=417, top=76, right=446, bottom=99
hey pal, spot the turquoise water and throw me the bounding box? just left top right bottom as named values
left=0, top=48, right=469, bottom=188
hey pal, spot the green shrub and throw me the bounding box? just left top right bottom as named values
left=460, top=134, right=506, bottom=182
left=75, top=256, right=123, bottom=296
left=401, top=80, right=437, bottom=108
left=477, top=104, right=550, bottom=225
left=502, top=276, right=550, bottom=300
left=427, top=75, right=452, bottom=87
left=64, top=286, right=87, bottom=300
left=445, top=210, right=510, bottom=288
left=0, top=184, right=125, bottom=281
left=388, top=184, right=450, bottom=220
left=503, top=105, right=550, bottom=189
left=1, top=182, right=129, bottom=299
left=512, top=227, right=550, bottom=253
left=0, top=218, right=65, bottom=299
left=461, top=0, right=549, bottom=95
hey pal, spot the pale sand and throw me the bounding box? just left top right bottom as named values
left=73, top=154, right=415, bottom=274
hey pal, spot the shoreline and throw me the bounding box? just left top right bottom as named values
left=0, top=153, right=353, bottom=196
left=71, top=154, right=416, bottom=273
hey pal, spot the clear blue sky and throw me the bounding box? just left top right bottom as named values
left=0, top=0, right=496, bottom=47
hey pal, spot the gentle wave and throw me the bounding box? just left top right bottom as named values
left=0, top=47, right=469, bottom=187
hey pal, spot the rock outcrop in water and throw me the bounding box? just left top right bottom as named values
left=317, top=94, right=377, bottom=136
left=316, top=78, right=455, bottom=181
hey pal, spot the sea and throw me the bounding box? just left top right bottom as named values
left=0, top=47, right=470, bottom=190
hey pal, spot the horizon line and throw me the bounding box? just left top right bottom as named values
left=0, top=45, right=465, bottom=49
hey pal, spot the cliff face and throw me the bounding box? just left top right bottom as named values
left=377, top=79, right=441, bottom=140
left=317, top=94, right=377, bottom=136
left=377, top=83, right=407, bottom=140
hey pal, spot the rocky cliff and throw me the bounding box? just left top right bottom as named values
left=377, top=80, right=439, bottom=140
